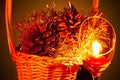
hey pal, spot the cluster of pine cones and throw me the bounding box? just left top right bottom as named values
left=15, top=3, right=86, bottom=57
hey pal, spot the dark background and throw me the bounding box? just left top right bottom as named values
left=0, top=0, right=120, bottom=80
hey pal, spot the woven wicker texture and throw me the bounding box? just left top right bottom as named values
left=5, top=0, right=100, bottom=80
left=14, top=52, right=80, bottom=80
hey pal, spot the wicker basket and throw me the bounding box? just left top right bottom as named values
left=5, top=0, right=80, bottom=79
left=13, top=51, right=80, bottom=80
left=5, top=0, right=100, bottom=80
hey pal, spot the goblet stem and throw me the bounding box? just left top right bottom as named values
left=92, top=76, right=100, bottom=80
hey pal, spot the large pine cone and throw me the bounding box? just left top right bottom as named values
left=16, top=10, right=59, bottom=56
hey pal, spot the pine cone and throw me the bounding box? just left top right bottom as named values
left=57, top=3, right=86, bottom=45
left=16, top=3, right=87, bottom=57
left=16, top=10, right=59, bottom=56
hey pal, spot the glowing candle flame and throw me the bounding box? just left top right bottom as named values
left=92, top=40, right=101, bottom=57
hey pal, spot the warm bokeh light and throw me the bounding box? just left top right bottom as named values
left=92, top=40, right=101, bottom=57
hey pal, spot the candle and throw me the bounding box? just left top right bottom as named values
left=86, top=40, right=108, bottom=67
left=83, top=40, right=109, bottom=77
left=86, top=55, right=108, bottom=68
left=84, top=55, right=108, bottom=76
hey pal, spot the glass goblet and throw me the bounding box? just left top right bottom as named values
left=79, top=16, right=116, bottom=80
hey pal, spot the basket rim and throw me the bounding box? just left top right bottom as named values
left=11, top=50, right=82, bottom=66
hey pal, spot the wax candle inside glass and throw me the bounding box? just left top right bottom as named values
left=84, top=40, right=109, bottom=76
left=79, top=16, right=116, bottom=80
left=85, top=40, right=108, bottom=75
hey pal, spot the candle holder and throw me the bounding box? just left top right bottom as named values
left=79, top=16, right=116, bottom=80
left=78, top=0, right=116, bottom=80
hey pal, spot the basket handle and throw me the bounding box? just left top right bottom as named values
left=5, top=0, right=16, bottom=56
left=91, top=0, right=99, bottom=15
